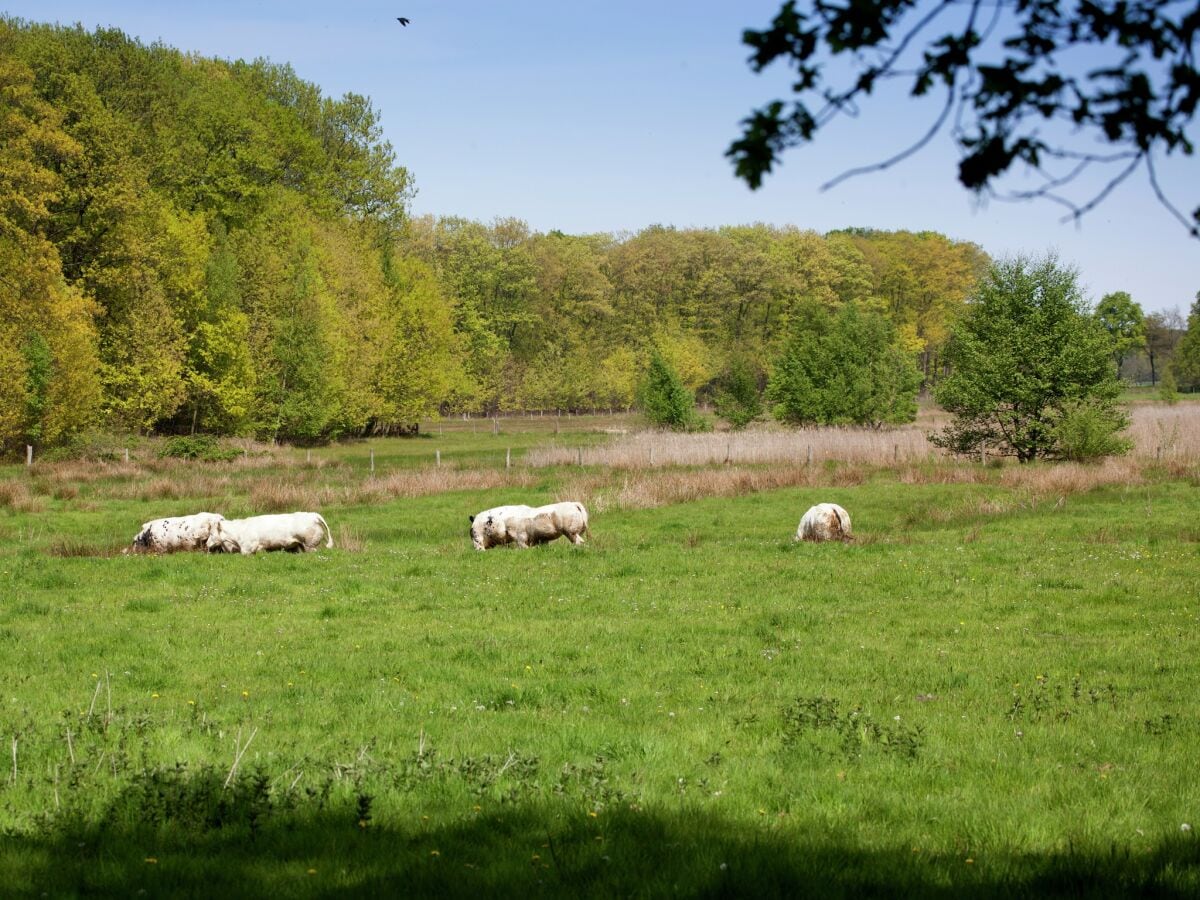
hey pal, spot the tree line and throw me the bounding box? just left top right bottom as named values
left=2, top=19, right=1195, bottom=458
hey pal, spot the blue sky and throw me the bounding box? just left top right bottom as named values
left=5, top=0, right=1197, bottom=314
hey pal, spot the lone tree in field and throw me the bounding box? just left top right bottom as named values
left=639, top=350, right=703, bottom=431
left=933, top=256, right=1126, bottom=462
left=768, top=301, right=920, bottom=427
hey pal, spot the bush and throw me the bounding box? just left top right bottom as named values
left=1158, top=367, right=1179, bottom=405
left=37, top=429, right=140, bottom=463
left=1051, top=401, right=1132, bottom=462
left=639, top=352, right=707, bottom=432
left=713, top=358, right=763, bottom=430
left=159, top=434, right=240, bottom=462
left=768, top=301, right=920, bottom=427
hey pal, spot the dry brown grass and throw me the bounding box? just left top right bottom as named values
left=559, top=463, right=869, bottom=513
left=241, top=469, right=539, bottom=514
left=248, top=479, right=338, bottom=513
left=0, top=479, right=47, bottom=512
left=1127, top=404, right=1200, bottom=461
left=526, top=402, right=1199, bottom=471
left=336, top=523, right=366, bottom=553
left=527, top=425, right=943, bottom=469
left=354, top=469, right=537, bottom=504
left=46, top=536, right=124, bottom=558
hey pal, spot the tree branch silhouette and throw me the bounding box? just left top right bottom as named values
left=730, top=0, right=1200, bottom=236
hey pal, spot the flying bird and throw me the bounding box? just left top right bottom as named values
left=396, top=17, right=410, bottom=26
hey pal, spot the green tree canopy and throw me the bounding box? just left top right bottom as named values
left=1093, top=291, right=1146, bottom=374
left=1172, top=294, right=1200, bottom=392
left=767, top=301, right=920, bottom=427
left=933, top=256, right=1126, bottom=462
left=639, top=351, right=704, bottom=432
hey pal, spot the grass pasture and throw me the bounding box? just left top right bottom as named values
left=0, top=415, right=1198, bottom=897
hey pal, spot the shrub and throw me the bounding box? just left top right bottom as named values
left=1158, top=367, right=1179, bottom=405
left=159, top=435, right=239, bottom=462
left=712, top=357, right=763, bottom=430
left=768, top=301, right=920, bottom=427
left=1052, top=401, right=1132, bottom=462
left=638, top=352, right=707, bottom=432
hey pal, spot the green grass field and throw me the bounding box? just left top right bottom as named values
left=0, top=429, right=1197, bottom=897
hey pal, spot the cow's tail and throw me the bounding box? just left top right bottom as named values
left=576, top=502, right=589, bottom=534
left=832, top=506, right=851, bottom=542
left=315, top=513, right=334, bottom=548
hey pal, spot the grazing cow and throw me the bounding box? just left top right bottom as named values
left=469, top=505, right=536, bottom=551
left=130, top=512, right=225, bottom=553
left=206, top=512, right=333, bottom=555
left=470, top=501, right=589, bottom=550
left=796, top=503, right=852, bottom=543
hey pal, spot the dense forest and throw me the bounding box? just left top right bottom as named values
left=0, top=19, right=997, bottom=450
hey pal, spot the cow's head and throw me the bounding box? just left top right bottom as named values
left=470, top=513, right=502, bottom=551
left=205, top=520, right=239, bottom=554
left=131, top=525, right=155, bottom=552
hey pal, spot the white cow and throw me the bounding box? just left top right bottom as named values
left=130, top=512, right=225, bottom=553
left=206, top=512, right=333, bottom=555
left=469, top=505, right=536, bottom=550
left=470, top=501, right=589, bottom=550
left=796, top=503, right=853, bottom=543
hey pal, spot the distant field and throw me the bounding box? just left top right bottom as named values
left=0, top=414, right=1198, bottom=896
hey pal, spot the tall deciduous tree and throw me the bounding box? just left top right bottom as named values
left=1093, top=291, right=1146, bottom=374
left=0, top=47, right=100, bottom=450
left=1144, top=308, right=1185, bottom=387
left=933, top=256, right=1125, bottom=461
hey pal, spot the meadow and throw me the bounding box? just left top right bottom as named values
left=0, top=405, right=1198, bottom=897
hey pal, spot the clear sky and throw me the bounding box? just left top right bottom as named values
left=5, top=0, right=1197, bottom=314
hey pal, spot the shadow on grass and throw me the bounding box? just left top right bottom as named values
left=2, top=798, right=1197, bottom=899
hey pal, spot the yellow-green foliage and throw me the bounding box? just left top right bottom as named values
left=0, top=19, right=994, bottom=451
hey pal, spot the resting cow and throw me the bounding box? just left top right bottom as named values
left=796, top=503, right=852, bottom=543
left=206, top=512, right=333, bottom=555
left=131, top=512, right=225, bottom=553
left=469, top=502, right=588, bottom=550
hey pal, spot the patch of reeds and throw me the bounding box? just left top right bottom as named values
left=0, top=480, right=47, bottom=512
left=336, top=523, right=366, bottom=553
left=46, top=537, right=124, bottom=558
left=1127, top=404, right=1200, bottom=462
left=561, top=463, right=869, bottom=513
left=526, top=425, right=942, bottom=469
left=353, top=469, right=537, bottom=504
